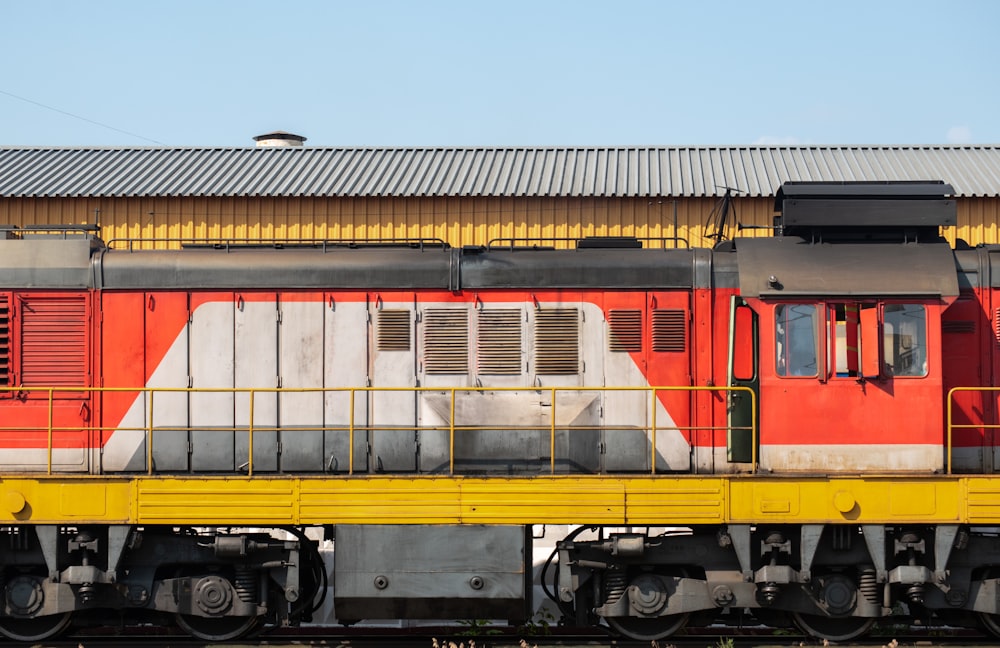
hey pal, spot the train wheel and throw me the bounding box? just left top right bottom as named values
left=977, top=612, right=1000, bottom=638
left=0, top=612, right=72, bottom=642
left=175, top=613, right=259, bottom=641
left=606, top=613, right=690, bottom=641
left=792, top=612, right=874, bottom=642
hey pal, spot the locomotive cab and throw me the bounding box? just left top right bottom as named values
left=732, top=182, right=959, bottom=473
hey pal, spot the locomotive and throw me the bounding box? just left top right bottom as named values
left=0, top=180, right=998, bottom=642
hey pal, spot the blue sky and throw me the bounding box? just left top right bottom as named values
left=1, top=0, right=997, bottom=147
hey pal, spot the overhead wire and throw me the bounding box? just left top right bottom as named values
left=0, top=89, right=165, bottom=145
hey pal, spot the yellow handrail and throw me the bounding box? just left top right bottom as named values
left=0, top=385, right=757, bottom=476
left=947, top=386, right=1000, bottom=475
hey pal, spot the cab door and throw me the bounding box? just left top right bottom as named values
left=727, top=296, right=757, bottom=464
left=754, top=298, right=945, bottom=473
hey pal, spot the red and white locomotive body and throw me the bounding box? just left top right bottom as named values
left=2, top=181, right=1000, bottom=642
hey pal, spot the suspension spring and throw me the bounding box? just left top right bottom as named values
left=859, top=567, right=880, bottom=604
left=234, top=566, right=258, bottom=603
left=603, top=571, right=628, bottom=606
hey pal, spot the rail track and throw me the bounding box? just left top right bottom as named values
left=5, top=626, right=994, bottom=648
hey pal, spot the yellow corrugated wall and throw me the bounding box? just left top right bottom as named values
left=0, top=196, right=996, bottom=249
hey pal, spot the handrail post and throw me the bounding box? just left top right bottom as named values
left=946, top=387, right=955, bottom=475
left=147, top=390, right=154, bottom=475
left=650, top=387, right=657, bottom=475
left=47, top=389, right=54, bottom=475
left=550, top=388, right=557, bottom=474
left=349, top=389, right=355, bottom=475
left=449, top=389, right=456, bottom=475
left=248, top=389, right=255, bottom=477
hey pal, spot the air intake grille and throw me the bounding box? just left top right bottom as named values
left=652, top=309, right=686, bottom=352
left=942, top=320, right=975, bottom=334
left=21, top=295, right=88, bottom=386
left=534, top=308, right=579, bottom=375
left=422, top=309, right=468, bottom=374
left=608, top=309, right=642, bottom=352
left=377, top=310, right=411, bottom=351
left=0, top=296, right=8, bottom=386
left=478, top=309, right=522, bottom=375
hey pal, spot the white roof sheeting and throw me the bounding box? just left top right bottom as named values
left=0, top=145, right=997, bottom=199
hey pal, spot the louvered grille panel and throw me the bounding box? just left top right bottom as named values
left=377, top=310, right=411, bottom=351
left=0, top=296, right=9, bottom=386
left=478, top=309, right=522, bottom=375
left=943, top=320, right=976, bottom=334
left=21, top=296, right=88, bottom=386
left=995, top=308, right=1000, bottom=345
left=652, top=309, right=686, bottom=352
left=423, top=309, right=469, bottom=374
left=608, top=309, right=642, bottom=352
left=535, top=309, right=579, bottom=375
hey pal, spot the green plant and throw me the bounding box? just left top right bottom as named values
left=517, top=607, right=555, bottom=636
left=455, top=618, right=503, bottom=637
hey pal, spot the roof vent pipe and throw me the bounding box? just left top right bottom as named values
left=253, top=131, right=307, bottom=147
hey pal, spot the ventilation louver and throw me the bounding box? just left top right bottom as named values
left=535, top=309, right=579, bottom=374
left=478, top=309, right=522, bottom=375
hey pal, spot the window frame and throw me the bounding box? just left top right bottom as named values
left=773, top=300, right=929, bottom=380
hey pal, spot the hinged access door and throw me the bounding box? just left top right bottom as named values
left=727, top=296, right=758, bottom=464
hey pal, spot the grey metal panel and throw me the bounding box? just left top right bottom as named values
left=148, top=301, right=190, bottom=473
left=278, top=300, right=325, bottom=471
left=776, top=181, right=958, bottom=228
left=190, top=300, right=235, bottom=471
left=0, top=239, right=97, bottom=288
left=782, top=198, right=956, bottom=228
left=952, top=248, right=985, bottom=291
left=2, top=146, right=998, bottom=198
left=461, top=249, right=696, bottom=289
left=323, top=299, right=369, bottom=473
left=735, top=238, right=960, bottom=298
left=100, top=246, right=701, bottom=292
left=371, top=302, right=417, bottom=472
left=988, top=248, right=1000, bottom=288
left=99, top=248, right=454, bottom=290
left=234, top=298, right=278, bottom=472
left=333, top=525, right=528, bottom=622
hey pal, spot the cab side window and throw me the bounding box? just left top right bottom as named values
left=884, top=304, right=927, bottom=377
left=775, top=304, right=817, bottom=377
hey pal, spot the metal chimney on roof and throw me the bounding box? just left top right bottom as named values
left=253, top=131, right=306, bottom=147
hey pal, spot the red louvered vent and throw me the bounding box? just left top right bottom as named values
left=608, top=309, right=642, bottom=352
left=0, top=295, right=9, bottom=386
left=942, top=320, right=975, bottom=334
left=995, top=308, right=1000, bottom=345
left=20, top=295, right=88, bottom=386
left=534, top=309, right=579, bottom=375
left=652, top=309, right=686, bottom=352
left=422, top=309, right=469, bottom=374
left=478, top=309, right=522, bottom=375
left=377, top=310, right=411, bottom=351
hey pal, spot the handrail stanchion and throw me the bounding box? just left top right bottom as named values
left=349, top=389, right=356, bottom=475
left=947, top=387, right=957, bottom=476
left=750, top=387, right=758, bottom=472
left=147, top=390, right=154, bottom=475
left=449, top=389, right=456, bottom=475
left=550, top=388, right=557, bottom=474
left=248, top=390, right=255, bottom=477
left=651, top=387, right=658, bottom=475
left=47, top=389, right=54, bottom=475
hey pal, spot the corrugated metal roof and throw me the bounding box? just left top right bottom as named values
left=0, top=145, right=998, bottom=199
